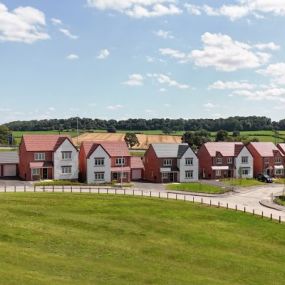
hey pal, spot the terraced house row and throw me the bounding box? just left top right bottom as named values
left=0, top=134, right=285, bottom=182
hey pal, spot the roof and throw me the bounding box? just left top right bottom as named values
left=151, top=143, right=190, bottom=158
left=203, top=142, right=244, bottom=157
left=278, top=143, right=285, bottom=155
left=249, top=142, right=283, bottom=157
left=131, top=156, right=144, bottom=169
left=82, top=141, right=130, bottom=158
left=0, top=152, right=19, bottom=164
left=22, top=135, right=73, bottom=152
left=30, top=162, right=53, bottom=168
left=111, top=167, right=131, bottom=172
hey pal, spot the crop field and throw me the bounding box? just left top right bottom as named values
left=0, top=193, right=284, bottom=285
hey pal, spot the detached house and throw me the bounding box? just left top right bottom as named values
left=79, top=141, right=131, bottom=184
left=143, top=143, right=198, bottom=183
left=19, top=135, right=78, bottom=181
left=247, top=142, right=284, bottom=177
left=197, top=142, right=253, bottom=179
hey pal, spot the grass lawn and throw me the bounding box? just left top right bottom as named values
left=130, top=151, right=145, bottom=157
left=222, top=178, right=264, bottom=187
left=166, top=182, right=227, bottom=194
left=273, top=178, right=285, bottom=184
left=274, top=196, right=285, bottom=206
left=0, top=193, right=284, bottom=285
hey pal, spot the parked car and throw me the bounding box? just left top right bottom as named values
left=257, top=174, right=273, bottom=183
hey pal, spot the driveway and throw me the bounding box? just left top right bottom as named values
left=0, top=179, right=33, bottom=187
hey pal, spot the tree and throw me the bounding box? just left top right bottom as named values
left=124, top=133, right=140, bottom=148
left=182, top=130, right=211, bottom=150
left=232, top=130, right=240, bottom=137
left=0, top=125, right=12, bottom=145
left=215, top=130, right=229, bottom=142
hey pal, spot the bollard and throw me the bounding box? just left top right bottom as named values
left=124, top=189, right=126, bottom=195
left=80, top=187, right=82, bottom=193
left=24, top=185, right=26, bottom=192
left=176, top=194, right=178, bottom=200
left=107, top=188, right=109, bottom=195
left=159, top=192, right=161, bottom=199
left=43, top=186, right=45, bottom=192
left=193, top=196, right=194, bottom=203
left=53, top=185, right=55, bottom=192
left=184, top=195, right=186, bottom=202
left=141, top=190, right=143, bottom=196
left=253, top=209, right=255, bottom=215
left=89, top=187, right=91, bottom=194
left=14, top=186, right=16, bottom=192
left=34, top=185, right=36, bottom=192
left=227, top=203, right=228, bottom=209
left=279, top=216, right=281, bottom=223
left=262, top=211, right=264, bottom=218
left=270, top=213, right=272, bottom=220
left=4, top=185, right=6, bottom=192
left=218, top=202, right=220, bottom=208
left=235, top=205, right=237, bottom=211
left=210, top=200, right=211, bottom=206
left=201, top=198, right=203, bottom=204
left=150, top=191, right=152, bottom=197
left=133, top=190, right=134, bottom=196
left=167, top=193, right=169, bottom=199
left=244, top=207, right=246, bottom=213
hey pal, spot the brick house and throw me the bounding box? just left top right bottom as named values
left=79, top=141, right=132, bottom=184
left=143, top=143, right=198, bottom=183
left=247, top=142, right=284, bottom=177
left=197, top=142, right=253, bottom=179
left=130, top=156, right=144, bottom=180
left=19, top=135, right=78, bottom=181
left=0, top=152, right=19, bottom=178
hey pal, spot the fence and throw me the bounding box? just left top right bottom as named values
left=0, top=185, right=283, bottom=224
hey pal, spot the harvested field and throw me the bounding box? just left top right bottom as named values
left=73, top=132, right=182, bottom=149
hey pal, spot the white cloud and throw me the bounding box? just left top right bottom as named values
left=257, top=62, right=285, bottom=85
left=209, top=80, right=256, bottom=90
left=154, top=29, right=174, bottom=39
left=159, top=48, right=190, bottom=63
left=191, top=32, right=271, bottom=71
left=0, top=3, right=49, bottom=43
left=59, top=28, right=78, bottom=39
left=107, top=104, right=124, bottom=110
left=51, top=18, right=62, bottom=25
left=254, top=42, right=280, bottom=51
left=66, top=54, right=79, bottom=60
left=149, top=73, right=190, bottom=89
left=87, top=0, right=182, bottom=18
left=185, top=1, right=285, bottom=21
left=204, top=102, right=217, bottom=109
left=123, top=74, right=144, bottom=86
left=97, top=49, right=110, bottom=59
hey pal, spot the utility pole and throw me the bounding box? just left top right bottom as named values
left=77, top=117, right=79, bottom=147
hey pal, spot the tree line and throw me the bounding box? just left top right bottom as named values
left=3, top=116, right=285, bottom=132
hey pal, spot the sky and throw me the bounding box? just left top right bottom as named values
left=1, top=0, right=285, bottom=124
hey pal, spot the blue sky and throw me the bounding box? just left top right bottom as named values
left=1, top=0, right=285, bottom=124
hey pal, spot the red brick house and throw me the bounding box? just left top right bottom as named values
left=79, top=141, right=132, bottom=184
left=130, top=156, right=144, bottom=180
left=247, top=142, right=284, bottom=177
left=197, top=142, right=253, bottom=179
left=143, top=143, right=199, bottom=183
left=19, top=135, right=78, bottom=181
left=0, top=152, right=19, bottom=178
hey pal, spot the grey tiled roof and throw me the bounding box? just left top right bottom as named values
left=152, top=144, right=189, bottom=158
left=0, top=152, right=19, bottom=164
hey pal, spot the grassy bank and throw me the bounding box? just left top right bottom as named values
left=0, top=193, right=284, bottom=284
left=222, top=178, right=264, bottom=187
left=166, top=182, right=227, bottom=194
left=274, top=196, right=285, bottom=206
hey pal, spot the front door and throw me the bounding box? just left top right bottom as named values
left=170, top=173, right=174, bottom=182
left=43, top=168, right=48, bottom=180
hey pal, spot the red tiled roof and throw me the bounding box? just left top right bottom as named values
left=111, top=167, right=131, bottom=172
left=204, top=142, right=244, bottom=157
left=82, top=141, right=130, bottom=158
left=131, top=156, right=144, bottom=169
left=250, top=142, right=283, bottom=157
left=23, top=135, right=72, bottom=152
left=29, top=162, right=53, bottom=168
left=278, top=143, right=285, bottom=155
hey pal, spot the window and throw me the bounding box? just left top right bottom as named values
left=216, top=157, right=222, bottom=164
left=241, top=168, right=249, bottom=175
left=185, top=158, right=193, bottom=166
left=275, top=157, right=282, bottom=164
left=118, top=172, right=128, bottom=179
left=32, top=169, right=40, bottom=176
left=95, top=158, right=105, bottom=166
left=264, top=157, right=269, bottom=164
left=185, top=170, right=193, bottom=179
left=275, top=169, right=283, bottom=175
left=163, top=159, right=172, bottom=166
left=227, top=158, right=233, bottom=164
left=216, top=170, right=221, bottom=177
left=34, top=153, right=45, bottom=161
left=116, top=158, right=125, bottom=166
left=162, top=172, right=169, bottom=179
left=62, top=151, right=72, bottom=160
left=95, top=172, right=105, bottom=181
left=242, top=156, right=248, bottom=164
left=61, top=166, right=72, bottom=174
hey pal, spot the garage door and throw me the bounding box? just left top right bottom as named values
left=132, top=169, right=142, bottom=180
left=3, top=165, right=17, bottom=177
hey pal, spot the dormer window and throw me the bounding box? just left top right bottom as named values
left=163, top=159, right=172, bottom=166
left=275, top=157, right=282, bottom=164
left=216, top=157, right=222, bottom=164
left=227, top=158, right=233, bottom=164
left=34, top=153, right=45, bottom=161
left=116, top=158, right=125, bottom=166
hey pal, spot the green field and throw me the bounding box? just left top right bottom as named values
left=222, top=178, right=264, bottom=187
left=0, top=193, right=284, bottom=285
left=166, top=183, right=227, bottom=194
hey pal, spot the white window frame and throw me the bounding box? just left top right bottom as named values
left=32, top=168, right=40, bottom=176
left=241, top=156, right=248, bottom=164
left=227, top=157, right=233, bottom=164
left=275, top=169, right=283, bottom=175
left=163, top=159, right=172, bottom=166
left=185, top=170, right=194, bottom=179
left=118, top=172, right=128, bottom=179
left=185, top=158, right=193, bottom=166
left=241, top=168, right=249, bottom=175
left=216, top=170, right=221, bottom=177
left=34, top=153, right=45, bottom=161
left=95, top=172, right=105, bottom=181
left=216, top=157, right=223, bottom=165
left=275, top=157, right=282, bottom=164
left=62, top=151, right=72, bottom=160
left=116, top=158, right=125, bottom=166
left=162, top=172, right=169, bottom=179
left=94, top=158, right=105, bottom=166
left=61, top=166, right=72, bottom=174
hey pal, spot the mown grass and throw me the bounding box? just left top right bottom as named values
left=0, top=193, right=284, bottom=285
left=274, top=196, right=285, bottom=206
left=166, top=182, right=227, bottom=194
left=273, top=178, right=285, bottom=184
left=222, top=178, right=264, bottom=187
